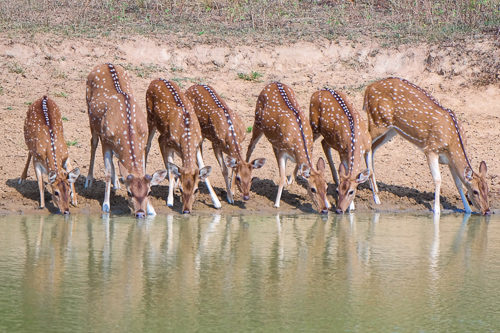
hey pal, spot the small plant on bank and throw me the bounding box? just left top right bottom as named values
left=237, top=71, right=263, bottom=82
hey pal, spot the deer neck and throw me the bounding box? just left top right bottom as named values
left=202, top=84, right=244, bottom=161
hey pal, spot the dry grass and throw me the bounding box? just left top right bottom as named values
left=0, top=0, right=498, bottom=43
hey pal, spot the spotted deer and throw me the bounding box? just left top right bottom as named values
left=85, top=63, right=167, bottom=217
left=310, top=88, right=380, bottom=213
left=186, top=84, right=266, bottom=204
left=246, top=82, right=329, bottom=214
left=20, top=96, right=80, bottom=214
left=364, top=77, right=490, bottom=215
left=145, top=79, right=221, bottom=214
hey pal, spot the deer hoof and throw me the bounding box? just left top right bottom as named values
left=102, top=203, right=110, bottom=213
left=374, top=195, right=381, bottom=205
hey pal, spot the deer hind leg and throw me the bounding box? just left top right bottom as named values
left=214, top=145, right=233, bottom=204
left=85, top=133, right=99, bottom=189
left=102, top=148, right=113, bottom=213
left=34, top=161, right=45, bottom=209
left=365, top=150, right=381, bottom=205
left=19, top=152, right=32, bottom=184
left=274, top=149, right=287, bottom=208
left=196, top=148, right=222, bottom=209
left=427, top=152, right=441, bottom=215
left=321, top=139, right=339, bottom=186
left=110, top=153, right=120, bottom=191
left=449, top=165, right=472, bottom=214
left=245, top=125, right=263, bottom=163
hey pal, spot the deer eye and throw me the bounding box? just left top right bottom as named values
left=127, top=190, right=132, bottom=197
left=235, top=176, right=241, bottom=183
left=348, top=190, right=355, bottom=196
left=310, top=187, right=317, bottom=193
left=54, top=190, right=60, bottom=196
left=194, top=188, right=199, bottom=194
left=473, top=190, right=479, bottom=195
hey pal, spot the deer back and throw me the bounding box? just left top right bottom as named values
left=25, top=96, right=68, bottom=172
left=256, top=82, right=314, bottom=165
left=86, top=63, right=147, bottom=175
left=310, top=88, right=371, bottom=173
left=186, top=84, right=245, bottom=158
left=146, top=79, right=202, bottom=170
left=24, top=96, right=78, bottom=212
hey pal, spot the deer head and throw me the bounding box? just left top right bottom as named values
left=225, top=157, right=266, bottom=201
left=298, top=157, right=329, bottom=214
left=48, top=168, right=80, bottom=214
left=335, top=163, right=370, bottom=213
left=167, top=162, right=212, bottom=214
left=119, top=165, right=167, bottom=218
left=464, top=161, right=490, bottom=215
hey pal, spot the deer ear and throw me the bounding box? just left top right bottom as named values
left=356, top=169, right=370, bottom=184
left=251, top=158, right=266, bottom=169
left=166, top=162, right=181, bottom=178
left=225, top=156, right=238, bottom=169
left=48, top=171, right=57, bottom=184
left=479, top=161, right=487, bottom=177
left=67, top=168, right=80, bottom=183
left=316, top=157, right=326, bottom=172
left=464, top=166, right=473, bottom=182
left=299, top=163, right=311, bottom=179
left=150, top=169, right=168, bottom=186
left=199, top=166, right=212, bottom=182
left=338, top=162, right=348, bottom=178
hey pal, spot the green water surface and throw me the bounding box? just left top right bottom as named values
left=0, top=213, right=498, bottom=332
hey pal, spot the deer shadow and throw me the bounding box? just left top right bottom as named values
left=6, top=177, right=60, bottom=214
left=250, top=177, right=317, bottom=213
left=357, top=180, right=461, bottom=212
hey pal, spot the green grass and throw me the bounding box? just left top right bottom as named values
left=24, top=101, right=32, bottom=106
left=237, top=71, right=263, bottom=82
left=0, top=86, right=3, bottom=95
left=8, top=63, right=24, bottom=75
left=246, top=126, right=253, bottom=133
left=1, top=0, right=497, bottom=44
left=66, top=139, right=78, bottom=147
left=122, top=63, right=166, bottom=78
left=5, top=106, right=13, bottom=110
left=54, top=92, right=68, bottom=98
left=62, top=116, right=69, bottom=121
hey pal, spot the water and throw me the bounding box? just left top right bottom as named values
left=0, top=213, right=498, bottom=332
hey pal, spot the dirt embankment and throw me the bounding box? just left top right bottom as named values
left=0, top=34, right=498, bottom=215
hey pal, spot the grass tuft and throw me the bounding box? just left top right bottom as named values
left=237, top=71, right=263, bottom=82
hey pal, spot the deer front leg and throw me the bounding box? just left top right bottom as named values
left=196, top=149, right=222, bottom=209
left=246, top=125, right=263, bottom=162
left=102, top=149, right=113, bottom=213
left=63, top=159, right=78, bottom=206
left=85, top=134, right=99, bottom=189
left=321, top=140, right=339, bottom=186
left=145, top=127, right=156, bottom=169
left=214, top=145, right=233, bottom=204
left=161, top=148, right=175, bottom=208
left=427, top=152, right=441, bottom=215
left=449, top=166, right=472, bottom=214
left=34, top=162, right=45, bottom=209
left=365, top=150, right=380, bottom=205
left=274, top=150, right=287, bottom=208
left=19, top=152, right=32, bottom=184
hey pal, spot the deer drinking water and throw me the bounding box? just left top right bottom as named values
left=20, top=96, right=80, bottom=214
left=186, top=84, right=266, bottom=204
left=246, top=82, right=329, bottom=214
left=310, top=88, right=380, bottom=213
left=145, top=79, right=221, bottom=214
left=85, top=63, right=167, bottom=217
left=364, top=77, right=490, bottom=215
